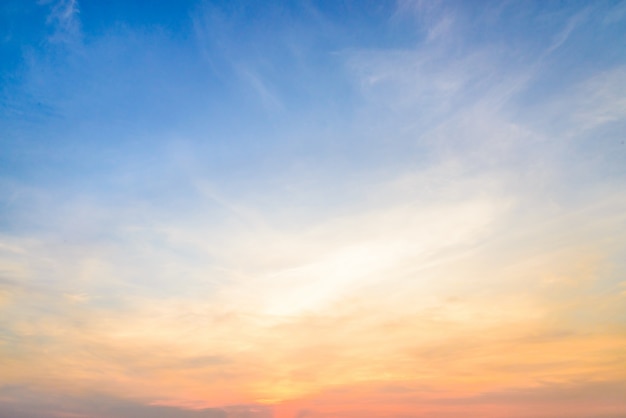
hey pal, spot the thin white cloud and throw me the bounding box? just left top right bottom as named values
left=525, top=66, right=626, bottom=138
left=544, top=7, right=589, bottom=56
left=235, top=65, right=284, bottom=112
left=40, top=0, right=82, bottom=44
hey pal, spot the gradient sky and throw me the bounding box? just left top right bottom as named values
left=1, top=1, right=626, bottom=417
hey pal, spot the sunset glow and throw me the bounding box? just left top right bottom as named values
left=1, top=1, right=626, bottom=417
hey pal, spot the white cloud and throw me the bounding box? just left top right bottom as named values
left=40, top=0, right=82, bottom=44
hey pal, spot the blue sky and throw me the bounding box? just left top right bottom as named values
left=1, top=1, right=626, bottom=418
left=2, top=1, right=624, bottom=190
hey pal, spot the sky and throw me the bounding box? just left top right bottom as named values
left=1, top=1, right=626, bottom=417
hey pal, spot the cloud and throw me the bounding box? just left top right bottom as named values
left=0, top=388, right=272, bottom=418
left=562, top=68, right=626, bottom=132
left=2, top=48, right=625, bottom=405
left=543, top=7, right=588, bottom=56
left=40, top=0, right=81, bottom=44
left=1, top=1, right=625, bottom=416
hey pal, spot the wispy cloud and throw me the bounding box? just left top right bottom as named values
left=40, top=0, right=81, bottom=44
